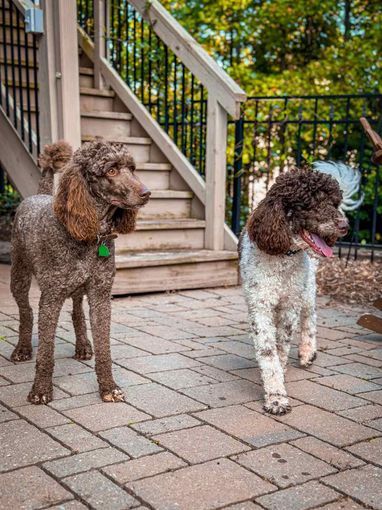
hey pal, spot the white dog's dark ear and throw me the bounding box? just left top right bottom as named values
left=313, top=161, right=364, bottom=212
left=247, top=200, right=291, bottom=255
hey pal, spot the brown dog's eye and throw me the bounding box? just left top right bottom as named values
left=106, top=167, right=118, bottom=177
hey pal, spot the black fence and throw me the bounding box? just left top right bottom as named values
left=227, top=94, right=382, bottom=261
left=0, top=0, right=40, bottom=158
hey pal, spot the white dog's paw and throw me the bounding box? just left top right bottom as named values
left=299, top=348, right=317, bottom=367
left=263, top=394, right=291, bottom=415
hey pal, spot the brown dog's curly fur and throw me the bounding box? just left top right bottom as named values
left=37, top=140, right=72, bottom=194
left=10, top=140, right=150, bottom=405
left=247, top=167, right=343, bottom=255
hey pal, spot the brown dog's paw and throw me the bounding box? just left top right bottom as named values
left=11, top=347, right=33, bottom=362
left=101, top=387, right=125, bottom=403
left=74, top=342, right=93, bottom=361
left=263, top=395, right=291, bottom=415
left=28, top=389, right=53, bottom=405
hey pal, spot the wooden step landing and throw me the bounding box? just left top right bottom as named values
left=113, top=250, right=239, bottom=295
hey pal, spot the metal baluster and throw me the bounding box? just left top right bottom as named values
left=173, top=54, right=178, bottom=146
left=181, top=64, right=186, bottom=155
left=24, top=30, right=32, bottom=152
left=164, top=45, right=168, bottom=132
left=9, top=4, right=17, bottom=128
left=32, top=33, right=39, bottom=155
left=231, top=113, right=244, bottom=235
left=190, top=74, right=195, bottom=166
left=140, top=16, right=144, bottom=103
left=133, top=8, right=137, bottom=94
left=148, top=25, right=152, bottom=113
left=198, top=85, right=204, bottom=176
left=15, top=8, right=24, bottom=141
left=312, top=97, right=319, bottom=158
left=296, top=102, right=303, bottom=167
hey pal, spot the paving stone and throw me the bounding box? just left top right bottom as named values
left=358, top=390, right=382, bottom=405
left=110, top=343, right=151, bottom=358
left=100, top=426, right=162, bottom=457
left=317, top=374, right=381, bottom=394
left=135, top=325, right=195, bottom=340
left=325, top=345, right=363, bottom=356
left=194, top=405, right=304, bottom=447
left=0, top=466, right=71, bottom=509
left=0, top=382, right=68, bottom=407
left=154, top=424, right=250, bottom=463
left=49, top=392, right=102, bottom=411
left=200, top=354, right=256, bottom=371
left=367, top=349, right=382, bottom=361
left=317, top=327, right=350, bottom=340
left=118, top=353, right=201, bottom=374
left=47, top=501, right=88, bottom=510
left=103, top=451, right=187, bottom=483
left=131, top=414, right=201, bottom=436
left=311, top=500, right=365, bottom=510
left=369, top=418, right=382, bottom=431
left=276, top=404, right=381, bottom=446
left=207, top=340, right=255, bottom=359
left=150, top=367, right=217, bottom=389
left=127, top=458, right=276, bottom=510
left=333, top=362, right=382, bottom=380
left=124, top=382, right=206, bottom=417
left=0, top=420, right=69, bottom=471
left=62, top=402, right=150, bottom=431
left=312, top=352, right=353, bottom=368
left=286, top=380, right=368, bottom=411
left=324, top=464, right=382, bottom=509
left=0, top=358, right=91, bottom=383
left=182, top=378, right=263, bottom=407
left=119, top=335, right=190, bottom=354
left=53, top=367, right=148, bottom=395
left=338, top=403, right=382, bottom=423
left=43, top=446, right=128, bottom=477
left=0, top=403, right=18, bottom=423
left=47, top=423, right=108, bottom=452
left=191, top=364, right=239, bottom=381
left=225, top=503, right=263, bottom=510
left=16, top=404, right=70, bottom=428
left=64, top=470, right=139, bottom=509
left=235, top=443, right=336, bottom=488
left=256, top=480, right=339, bottom=510
left=345, top=353, right=382, bottom=367
left=182, top=347, right=227, bottom=358
left=291, top=437, right=364, bottom=470
left=346, top=436, right=382, bottom=466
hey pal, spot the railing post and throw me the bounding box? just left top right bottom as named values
left=38, top=0, right=81, bottom=150
left=205, top=97, right=227, bottom=250
left=94, top=0, right=106, bottom=89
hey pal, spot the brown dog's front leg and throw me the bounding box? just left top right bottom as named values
left=28, top=293, right=64, bottom=404
left=88, top=287, right=124, bottom=403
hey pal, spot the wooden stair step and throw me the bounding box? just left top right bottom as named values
left=80, top=87, right=115, bottom=97
left=135, top=162, right=171, bottom=171
left=135, top=219, right=205, bottom=231
left=79, top=66, right=94, bottom=75
left=113, top=250, right=239, bottom=294
left=115, top=249, right=238, bottom=269
left=149, top=190, right=192, bottom=199
left=81, top=111, right=132, bottom=120
left=82, top=134, right=151, bottom=145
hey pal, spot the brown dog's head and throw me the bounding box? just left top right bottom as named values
left=246, top=167, right=349, bottom=257
left=54, top=140, right=150, bottom=241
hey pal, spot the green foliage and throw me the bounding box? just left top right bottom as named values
left=0, top=185, right=21, bottom=217
left=160, top=0, right=382, bottom=95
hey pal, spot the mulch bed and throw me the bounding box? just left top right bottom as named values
left=317, top=256, right=382, bottom=306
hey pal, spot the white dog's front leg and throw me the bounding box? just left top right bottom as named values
left=299, top=259, right=318, bottom=367
left=247, top=301, right=291, bottom=415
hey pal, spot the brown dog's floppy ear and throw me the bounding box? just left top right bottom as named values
left=112, top=208, right=138, bottom=234
left=53, top=167, right=99, bottom=241
left=247, top=199, right=291, bottom=255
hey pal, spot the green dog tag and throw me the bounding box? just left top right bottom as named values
left=98, top=243, right=110, bottom=257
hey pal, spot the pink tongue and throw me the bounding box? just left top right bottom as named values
left=310, top=233, right=333, bottom=257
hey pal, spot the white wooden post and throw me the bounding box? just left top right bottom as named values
left=205, top=97, right=227, bottom=250
left=38, top=0, right=59, bottom=146
left=94, top=0, right=106, bottom=89
left=55, top=0, right=81, bottom=149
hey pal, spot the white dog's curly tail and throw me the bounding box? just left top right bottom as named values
left=313, top=161, right=364, bottom=212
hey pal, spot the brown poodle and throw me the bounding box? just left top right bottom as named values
left=10, top=140, right=150, bottom=404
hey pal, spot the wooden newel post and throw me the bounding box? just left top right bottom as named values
left=94, top=0, right=106, bottom=89
left=39, top=0, right=81, bottom=150
left=205, top=97, right=228, bottom=250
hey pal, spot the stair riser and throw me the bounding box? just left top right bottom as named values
left=81, top=116, right=131, bottom=137
left=138, top=197, right=192, bottom=219
left=113, top=259, right=238, bottom=294
left=135, top=169, right=170, bottom=190
left=116, top=228, right=205, bottom=251
left=80, top=94, right=115, bottom=112
left=79, top=73, right=94, bottom=88
left=81, top=139, right=151, bottom=163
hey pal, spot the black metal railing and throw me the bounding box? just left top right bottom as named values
left=0, top=0, right=40, bottom=157
left=228, top=94, right=382, bottom=261
left=77, top=0, right=208, bottom=176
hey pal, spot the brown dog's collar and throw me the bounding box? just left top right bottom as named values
left=97, top=233, right=118, bottom=243
left=285, top=248, right=301, bottom=256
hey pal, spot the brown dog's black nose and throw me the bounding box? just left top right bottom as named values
left=139, top=186, right=151, bottom=200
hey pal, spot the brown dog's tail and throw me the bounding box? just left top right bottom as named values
left=37, top=140, right=73, bottom=195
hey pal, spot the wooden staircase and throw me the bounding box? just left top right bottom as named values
left=0, top=0, right=243, bottom=295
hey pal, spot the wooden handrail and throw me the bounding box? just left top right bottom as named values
left=128, top=0, right=246, bottom=119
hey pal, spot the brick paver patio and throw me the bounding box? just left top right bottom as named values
left=0, top=264, right=381, bottom=510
